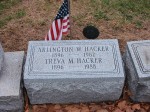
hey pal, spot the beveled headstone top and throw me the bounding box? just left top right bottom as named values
left=0, top=51, right=24, bottom=112
left=127, top=40, right=150, bottom=78
left=0, top=43, right=4, bottom=72
left=0, top=51, right=24, bottom=97
left=24, top=40, right=124, bottom=79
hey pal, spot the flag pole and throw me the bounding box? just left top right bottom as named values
left=68, top=0, right=72, bottom=40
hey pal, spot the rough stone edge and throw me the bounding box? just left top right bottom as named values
left=123, top=46, right=139, bottom=101
left=0, top=43, right=4, bottom=73
left=25, top=77, right=125, bottom=104
left=123, top=45, right=150, bottom=102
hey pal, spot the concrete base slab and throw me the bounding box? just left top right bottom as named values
left=0, top=51, right=24, bottom=112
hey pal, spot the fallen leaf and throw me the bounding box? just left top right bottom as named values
left=33, top=105, right=48, bottom=112
left=117, top=100, right=127, bottom=110
left=107, top=104, right=115, bottom=111
left=142, top=104, right=150, bottom=111
left=48, top=105, right=55, bottom=112
left=54, top=104, right=61, bottom=110
left=125, top=107, right=134, bottom=112
left=131, top=104, right=141, bottom=111
left=81, top=106, right=90, bottom=112
left=96, top=109, right=109, bottom=112
left=140, top=108, right=147, bottom=112
left=89, top=104, right=102, bottom=111
left=55, top=110, right=64, bottom=112
left=65, top=106, right=81, bottom=112
left=113, top=108, right=124, bottom=112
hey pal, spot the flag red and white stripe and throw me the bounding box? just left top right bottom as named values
left=45, top=0, right=70, bottom=41
left=45, top=14, right=70, bottom=41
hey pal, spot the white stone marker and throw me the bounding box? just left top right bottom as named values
left=0, top=43, right=4, bottom=72
left=0, top=51, right=24, bottom=112
left=24, top=40, right=125, bottom=104
left=124, top=40, right=150, bottom=102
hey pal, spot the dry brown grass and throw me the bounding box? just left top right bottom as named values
left=0, top=0, right=149, bottom=53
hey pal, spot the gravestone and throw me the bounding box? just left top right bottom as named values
left=24, top=40, right=125, bottom=104
left=0, top=43, right=4, bottom=73
left=0, top=51, right=24, bottom=112
left=124, top=40, right=150, bottom=102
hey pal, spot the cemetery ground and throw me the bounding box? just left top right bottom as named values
left=0, top=0, right=150, bottom=112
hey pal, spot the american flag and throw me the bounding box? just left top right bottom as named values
left=45, top=0, right=70, bottom=41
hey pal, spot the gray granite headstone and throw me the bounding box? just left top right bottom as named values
left=24, top=40, right=125, bottom=104
left=0, top=51, right=24, bottom=112
left=124, top=40, right=150, bottom=102
left=0, top=43, right=4, bottom=73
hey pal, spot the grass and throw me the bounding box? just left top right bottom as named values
left=0, top=0, right=149, bottom=29
left=0, top=0, right=22, bottom=14
left=0, top=0, right=25, bottom=28
left=15, top=9, right=26, bottom=19
left=135, top=20, right=143, bottom=29
left=89, top=0, right=150, bottom=27
left=94, top=10, right=109, bottom=20
left=0, top=9, right=26, bottom=28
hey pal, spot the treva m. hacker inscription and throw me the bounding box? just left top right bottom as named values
left=124, top=40, right=150, bottom=102
left=24, top=40, right=125, bottom=104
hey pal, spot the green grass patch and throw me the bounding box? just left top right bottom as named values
left=15, top=9, right=26, bottom=19
left=0, top=9, right=26, bottom=28
left=72, top=14, right=86, bottom=21
left=94, top=10, right=109, bottom=20
left=135, top=20, right=143, bottom=29
left=0, top=0, right=22, bottom=14
left=111, top=0, right=150, bottom=20
left=0, top=15, right=13, bottom=28
left=90, top=0, right=150, bottom=24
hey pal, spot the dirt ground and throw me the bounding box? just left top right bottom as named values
left=0, top=0, right=150, bottom=112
